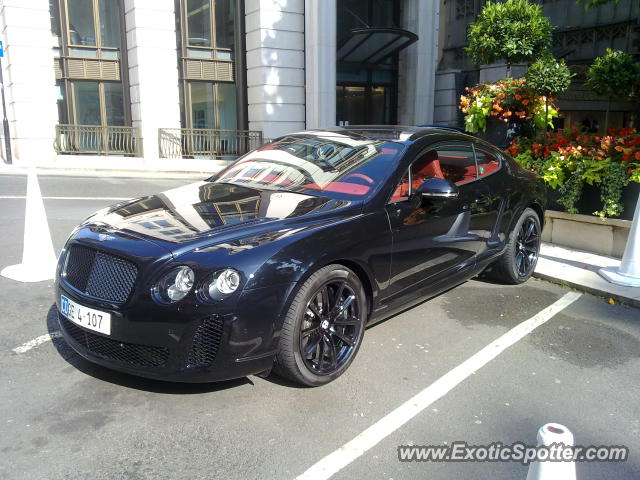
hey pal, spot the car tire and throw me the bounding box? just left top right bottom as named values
left=273, top=264, right=367, bottom=387
left=489, top=207, right=542, bottom=285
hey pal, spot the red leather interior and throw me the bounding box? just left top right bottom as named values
left=302, top=182, right=370, bottom=195
left=390, top=152, right=446, bottom=202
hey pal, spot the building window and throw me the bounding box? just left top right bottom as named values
left=176, top=0, right=238, bottom=130
left=50, top=0, right=130, bottom=127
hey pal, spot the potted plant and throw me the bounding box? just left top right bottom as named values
left=586, top=49, right=639, bottom=132
left=459, top=78, right=557, bottom=147
left=466, top=0, right=553, bottom=78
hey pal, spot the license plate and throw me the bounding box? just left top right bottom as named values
left=60, top=295, right=111, bottom=335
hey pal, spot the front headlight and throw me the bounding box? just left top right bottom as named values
left=152, top=266, right=195, bottom=303
left=203, top=268, right=241, bottom=301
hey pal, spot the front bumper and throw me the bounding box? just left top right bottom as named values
left=55, top=280, right=297, bottom=383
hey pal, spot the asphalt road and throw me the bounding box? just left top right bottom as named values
left=1, top=174, right=639, bottom=480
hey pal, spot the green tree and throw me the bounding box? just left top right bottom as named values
left=466, top=0, right=553, bottom=77
left=586, top=49, right=639, bottom=132
left=526, top=54, right=573, bottom=141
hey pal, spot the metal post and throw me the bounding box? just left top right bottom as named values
left=0, top=56, right=12, bottom=164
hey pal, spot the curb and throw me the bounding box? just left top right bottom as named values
left=533, top=271, right=640, bottom=308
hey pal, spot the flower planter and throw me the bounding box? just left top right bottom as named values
left=476, top=117, right=532, bottom=149
left=542, top=210, right=632, bottom=258
left=547, top=182, right=640, bottom=221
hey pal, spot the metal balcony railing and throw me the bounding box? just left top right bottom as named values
left=158, top=128, right=263, bottom=160
left=54, top=124, right=141, bottom=156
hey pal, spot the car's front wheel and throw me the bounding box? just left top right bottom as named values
left=274, top=264, right=366, bottom=386
left=490, top=207, right=542, bottom=284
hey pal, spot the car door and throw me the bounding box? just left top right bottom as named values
left=382, top=142, right=486, bottom=306
left=471, top=145, right=507, bottom=259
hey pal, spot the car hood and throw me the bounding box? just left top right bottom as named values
left=85, top=181, right=359, bottom=255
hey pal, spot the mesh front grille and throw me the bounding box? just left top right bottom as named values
left=187, top=316, right=224, bottom=367
left=64, top=244, right=137, bottom=303
left=59, top=315, right=169, bottom=368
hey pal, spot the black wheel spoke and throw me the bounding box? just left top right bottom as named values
left=324, top=334, right=337, bottom=367
left=338, top=294, right=355, bottom=314
left=320, top=286, right=331, bottom=315
left=307, top=303, right=322, bottom=320
left=304, top=333, right=322, bottom=356
left=515, top=251, right=524, bottom=274
left=331, top=329, right=355, bottom=347
left=334, top=316, right=360, bottom=326
left=331, top=281, right=346, bottom=311
left=302, top=326, right=319, bottom=337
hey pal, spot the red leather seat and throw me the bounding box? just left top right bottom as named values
left=390, top=153, right=445, bottom=201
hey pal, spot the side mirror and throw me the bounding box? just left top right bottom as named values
left=415, top=177, right=459, bottom=200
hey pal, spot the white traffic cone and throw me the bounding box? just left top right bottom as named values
left=526, top=423, right=576, bottom=480
left=599, top=192, right=640, bottom=287
left=1, top=169, right=58, bottom=282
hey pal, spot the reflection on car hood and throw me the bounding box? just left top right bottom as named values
left=86, top=181, right=356, bottom=252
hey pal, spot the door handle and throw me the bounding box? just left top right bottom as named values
left=474, top=195, right=491, bottom=204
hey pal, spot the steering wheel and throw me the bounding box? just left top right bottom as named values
left=342, top=173, right=374, bottom=185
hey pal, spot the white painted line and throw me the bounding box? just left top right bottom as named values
left=12, top=331, right=62, bottom=354
left=295, top=291, right=582, bottom=480
left=0, top=196, right=131, bottom=201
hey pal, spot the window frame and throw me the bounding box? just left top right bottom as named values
left=387, top=141, right=478, bottom=204
left=59, top=0, right=123, bottom=60
left=178, top=0, right=234, bottom=61
left=472, top=144, right=503, bottom=181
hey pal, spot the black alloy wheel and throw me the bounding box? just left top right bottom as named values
left=490, top=207, right=542, bottom=284
left=515, top=216, right=540, bottom=277
left=274, top=264, right=366, bottom=386
left=299, top=280, right=363, bottom=375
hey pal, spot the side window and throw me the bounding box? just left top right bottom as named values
left=436, top=145, right=476, bottom=185
left=475, top=149, right=501, bottom=178
left=389, top=144, right=476, bottom=203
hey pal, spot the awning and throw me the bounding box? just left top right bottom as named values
left=337, top=27, right=418, bottom=65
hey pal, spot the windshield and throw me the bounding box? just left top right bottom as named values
left=210, top=133, right=405, bottom=199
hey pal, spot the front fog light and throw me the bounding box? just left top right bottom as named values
left=153, top=266, right=194, bottom=303
left=207, top=268, right=241, bottom=299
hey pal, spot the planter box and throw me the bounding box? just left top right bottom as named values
left=547, top=181, right=640, bottom=221
left=476, top=117, right=532, bottom=149
left=542, top=210, right=632, bottom=258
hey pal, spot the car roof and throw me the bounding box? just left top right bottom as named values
left=301, top=125, right=476, bottom=144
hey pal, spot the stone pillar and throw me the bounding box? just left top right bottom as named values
left=245, top=0, right=305, bottom=140
left=304, top=0, right=336, bottom=130
left=124, top=0, right=181, bottom=161
left=433, top=69, right=462, bottom=126
left=0, top=0, right=58, bottom=165
left=398, top=0, right=440, bottom=126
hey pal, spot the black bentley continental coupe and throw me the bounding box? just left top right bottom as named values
left=55, top=127, right=546, bottom=386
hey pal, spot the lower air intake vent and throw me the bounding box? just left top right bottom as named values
left=59, top=315, right=169, bottom=368
left=187, top=315, right=224, bottom=368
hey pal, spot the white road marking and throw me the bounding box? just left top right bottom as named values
left=295, top=291, right=582, bottom=480
left=12, top=332, right=62, bottom=354
left=0, top=196, right=131, bottom=201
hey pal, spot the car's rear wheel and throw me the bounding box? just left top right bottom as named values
left=274, top=264, right=366, bottom=386
left=490, top=207, right=541, bottom=284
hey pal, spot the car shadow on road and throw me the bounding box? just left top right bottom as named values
left=45, top=304, right=253, bottom=394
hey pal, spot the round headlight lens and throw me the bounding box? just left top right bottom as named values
left=207, top=268, right=241, bottom=299
left=153, top=266, right=194, bottom=303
